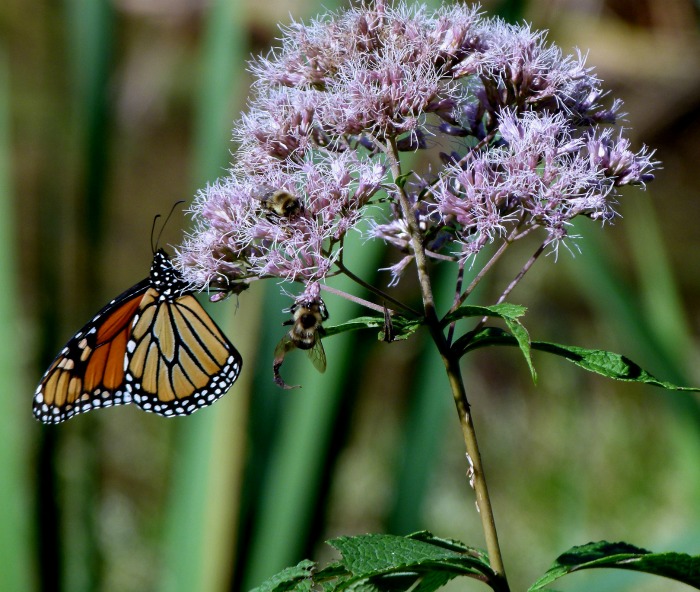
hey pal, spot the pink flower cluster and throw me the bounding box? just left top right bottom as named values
left=177, top=1, right=656, bottom=292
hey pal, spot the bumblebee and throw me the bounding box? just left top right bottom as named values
left=262, top=189, right=302, bottom=219
left=273, top=298, right=328, bottom=387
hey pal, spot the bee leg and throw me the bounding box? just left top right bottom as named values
left=273, top=340, right=301, bottom=390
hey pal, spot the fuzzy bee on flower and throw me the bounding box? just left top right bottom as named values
left=261, top=189, right=303, bottom=219
left=273, top=286, right=328, bottom=389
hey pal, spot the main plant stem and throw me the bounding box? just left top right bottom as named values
left=386, top=139, right=509, bottom=589
left=441, top=352, right=509, bottom=590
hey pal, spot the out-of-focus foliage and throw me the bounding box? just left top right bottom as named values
left=4, top=1, right=700, bottom=591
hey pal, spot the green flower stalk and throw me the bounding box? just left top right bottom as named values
left=175, top=2, right=658, bottom=587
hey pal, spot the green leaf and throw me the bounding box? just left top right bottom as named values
left=252, top=533, right=504, bottom=592
left=530, top=342, right=700, bottom=390
left=324, top=304, right=539, bottom=381
left=452, top=327, right=514, bottom=352
left=444, top=304, right=535, bottom=382
left=412, top=572, right=460, bottom=592
left=331, top=534, right=452, bottom=573
left=324, top=315, right=423, bottom=342
left=394, top=171, right=414, bottom=188
left=314, top=562, right=351, bottom=591
left=329, top=533, right=492, bottom=579
left=457, top=328, right=700, bottom=392
left=441, top=303, right=528, bottom=325
left=326, top=304, right=530, bottom=343
left=406, top=531, right=489, bottom=558
left=249, top=559, right=316, bottom=592
left=529, top=541, right=700, bottom=591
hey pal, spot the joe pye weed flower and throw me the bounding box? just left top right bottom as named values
left=174, top=2, right=699, bottom=591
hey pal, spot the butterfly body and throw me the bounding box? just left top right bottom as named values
left=34, top=250, right=242, bottom=424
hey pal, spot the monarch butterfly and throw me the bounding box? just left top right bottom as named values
left=34, top=249, right=242, bottom=424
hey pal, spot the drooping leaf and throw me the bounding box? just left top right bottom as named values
left=457, top=328, right=700, bottom=392
left=530, top=342, right=700, bottom=390
left=444, top=304, right=535, bottom=381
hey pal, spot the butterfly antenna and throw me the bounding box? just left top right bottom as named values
left=152, top=200, right=186, bottom=252
left=150, top=214, right=162, bottom=254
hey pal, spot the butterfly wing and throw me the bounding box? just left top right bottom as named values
left=125, top=289, right=242, bottom=417
left=33, top=280, right=150, bottom=424
left=34, top=248, right=242, bottom=423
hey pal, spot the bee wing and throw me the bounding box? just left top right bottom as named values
left=307, top=336, right=327, bottom=374
left=273, top=335, right=296, bottom=360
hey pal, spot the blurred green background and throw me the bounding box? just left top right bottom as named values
left=3, top=0, right=700, bottom=591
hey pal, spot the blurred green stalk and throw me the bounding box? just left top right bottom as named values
left=241, top=232, right=385, bottom=590
left=60, top=2, right=115, bottom=591
left=159, top=1, right=248, bottom=591
left=0, top=49, right=34, bottom=592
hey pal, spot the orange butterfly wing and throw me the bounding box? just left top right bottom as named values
left=34, top=249, right=242, bottom=424
left=33, top=281, right=149, bottom=424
